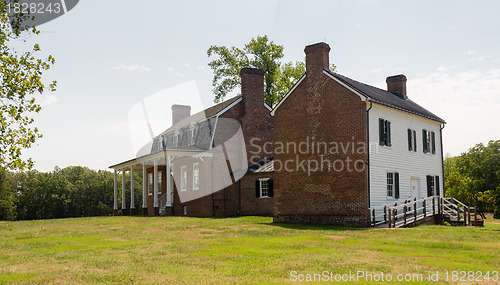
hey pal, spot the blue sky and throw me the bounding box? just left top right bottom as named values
left=18, top=0, right=500, bottom=171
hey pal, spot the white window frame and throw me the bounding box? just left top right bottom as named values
left=429, top=175, right=436, bottom=196
left=192, top=163, right=200, bottom=191
left=189, top=123, right=198, bottom=146
left=173, top=129, right=181, bottom=146
left=259, top=178, right=270, bottom=198
left=158, top=171, right=162, bottom=194
left=386, top=172, right=394, bottom=198
left=180, top=165, right=187, bottom=192
left=147, top=173, right=153, bottom=195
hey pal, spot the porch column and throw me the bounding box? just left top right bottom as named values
left=153, top=159, right=159, bottom=215
left=142, top=162, right=148, bottom=215
left=166, top=153, right=172, bottom=206
left=130, top=166, right=135, bottom=215
left=113, top=169, right=118, bottom=215
left=121, top=169, right=127, bottom=215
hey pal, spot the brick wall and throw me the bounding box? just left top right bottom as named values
left=273, top=43, right=369, bottom=226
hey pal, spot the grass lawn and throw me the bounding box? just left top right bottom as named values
left=0, top=216, right=499, bottom=284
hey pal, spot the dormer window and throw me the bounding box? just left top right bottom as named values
left=173, top=129, right=182, bottom=146
left=189, top=123, right=198, bottom=146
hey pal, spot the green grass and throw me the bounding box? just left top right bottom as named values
left=0, top=216, right=499, bottom=284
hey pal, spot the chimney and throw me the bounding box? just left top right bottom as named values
left=386, top=75, right=407, bottom=99
left=171, top=104, right=191, bottom=125
left=304, top=42, right=331, bottom=76
left=240, top=67, right=265, bottom=117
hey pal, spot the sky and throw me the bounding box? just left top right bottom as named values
left=15, top=0, right=500, bottom=172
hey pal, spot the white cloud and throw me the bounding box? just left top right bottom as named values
left=38, top=94, right=58, bottom=106
left=370, top=68, right=382, bottom=73
left=184, top=62, right=190, bottom=67
left=112, top=64, right=151, bottom=73
left=407, top=66, right=500, bottom=156
left=166, top=67, right=184, bottom=77
left=196, top=65, right=206, bottom=70
left=470, top=56, right=489, bottom=62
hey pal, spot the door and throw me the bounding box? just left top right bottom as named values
left=410, top=178, right=420, bottom=200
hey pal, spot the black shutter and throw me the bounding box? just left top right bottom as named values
left=413, top=130, right=417, bottom=152
left=386, top=121, right=391, bottom=146
left=426, top=175, right=433, bottom=197
left=431, top=131, right=436, bottom=154
left=435, top=176, right=440, bottom=197
left=394, top=172, right=400, bottom=199
left=255, top=180, right=260, bottom=198
left=407, top=129, right=412, bottom=151
left=268, top=179, right=274, bottom=197
left=422, top=129, right=427, bottom=153
left=379, top=118, right=385, bottom=145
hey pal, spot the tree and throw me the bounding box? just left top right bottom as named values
left=444, top=140, right=500, bottom=218
left=207, top=35, right=336, bottom=107
left=0, top=1, right=56, bottom=170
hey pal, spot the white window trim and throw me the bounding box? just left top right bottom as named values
left=158, top=171, right=162, bottom=194
left=192, top=162, right=199, bottom=191
left=188, top=123, right=198, bottom=146
left=386, top=172, right=395, bottom=198
left=259, top=178, right=270, bottom=198
left=180, top=165, right=187, bottom=192
left=147, top=173, right=153, bottom=195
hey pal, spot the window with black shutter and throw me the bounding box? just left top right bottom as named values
left=408, top=129, right=417, bottom=152
left=379, top=118, right=391, bottom=147
left=431, top=131, right=436, bottom=154
left=422, top=129, right=428, bottom=153
left=387, top=172, right=399, bottom=198
left=422, top=130, right=436, bottom=154
left=435, top=176, right=440, bottom=196
left=426, top=175, right=435, bottom=197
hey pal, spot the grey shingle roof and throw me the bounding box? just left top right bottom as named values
left=324, top=69, right=445, bottom=123
left=150, top=95, right=242, bottom=154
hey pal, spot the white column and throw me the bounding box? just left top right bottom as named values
left=166, top=154, right=172, bottom=206
left=130, top=166, right=135, bottom=210
left=153, top=159, right=159, bottom=209
left=113, top=169, right=118, bottom=212
left=142, top=162, right=147, bottom=210
left=121, top=169, right=126, bottom=211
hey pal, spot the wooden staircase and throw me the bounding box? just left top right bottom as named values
left=369, top=196, right=482, bottom=228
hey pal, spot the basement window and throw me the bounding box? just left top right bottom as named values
left=182, top=205, right=187, bottom=216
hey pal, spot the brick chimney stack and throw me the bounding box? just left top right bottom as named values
left=386, top=75, right=407, bottom=99
left=171, top=104, right=191, bottom=125
left=240, top=67, right=265, bottom=117
left=304, top=42, right=331, bottom=76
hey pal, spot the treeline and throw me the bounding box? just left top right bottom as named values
left=444, top=140, right=500, bottom=218
left=0, top=166, right=142, bottom=220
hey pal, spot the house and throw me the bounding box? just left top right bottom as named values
left=110, top=68, right=275, bottom=217
left=270, top=43, right=445, bottom=226
left=110, top=42, right=445, bottom=227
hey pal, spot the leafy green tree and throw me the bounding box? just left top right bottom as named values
left=208, top=35, right=336, bottom=106
left=444, top=140, right=500, bottom=218
left=0, top=167, right=17, bottom=220
left=0, top=1, right=56, bottom=170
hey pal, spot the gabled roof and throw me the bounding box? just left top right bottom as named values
left=247, top=158, right=274, bottom=173
left=323, top=69, right=445, bottom=123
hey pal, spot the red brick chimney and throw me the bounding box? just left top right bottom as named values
left=240, top=67, right=265, bottom=117
left=171, top=104, right=191, bottom=125
left=386, top=75, right=407, bottom=99
left=304, top=42, right=331, bottom=76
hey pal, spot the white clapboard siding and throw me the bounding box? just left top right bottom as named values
left=368, top=103, right=444, bottom=208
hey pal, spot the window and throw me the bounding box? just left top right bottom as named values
left=158, top=171, right=162, bottom=194
left=256, top=178, right=273, bottom=198
left=189, top=124, right=198, bottom=146
left=182, top=205, right=187, bottom=216
left=407, top=129, right=417, bottom=152
left=379, top=118, right=391, bottom=146
left=192, top=163, right=199, bottom=190
left=422, top=129, right=436, bottom=154
left=148, top=173, right=153, bottom=195
left=426, top=175, right=440, bottom=197
left=173, top=129, right=182, bottom=146
left=180, top=166, right=187, bottom=192
left=386, top=172, right=400, bottom=198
